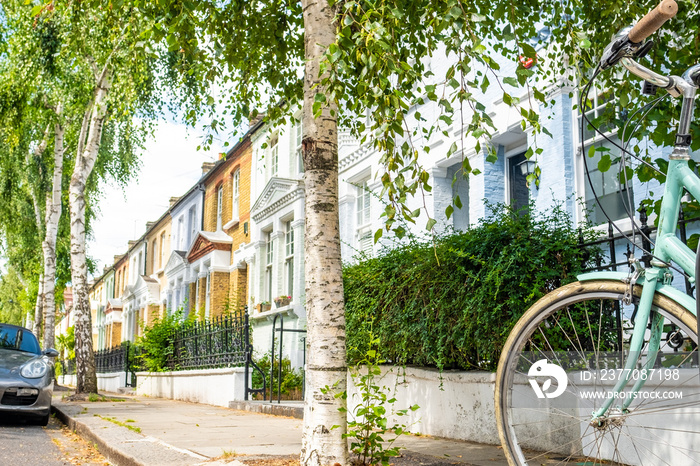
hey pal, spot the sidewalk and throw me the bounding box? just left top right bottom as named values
left=51, top=393, right=508, bottom=466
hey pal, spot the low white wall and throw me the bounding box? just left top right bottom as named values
left=59, top=373, right=77, bottom=388
left=347, top=366, right=499, bottom=445
left=135, top=367, right=246, bottom=407
left=97, top=371, right=128, bottom=393
left=58, top=372, right=127, bottom=393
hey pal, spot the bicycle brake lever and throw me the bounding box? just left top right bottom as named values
left=599, top=28, right=654, bottom=70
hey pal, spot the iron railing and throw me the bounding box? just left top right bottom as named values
left=169, top=313, right=247, bottom=370
left=95, top=344, right=129, bottom=373
left=579, top=202, right=700, bottom=294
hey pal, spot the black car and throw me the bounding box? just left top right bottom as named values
left=0, top=323, right=58, bottom=425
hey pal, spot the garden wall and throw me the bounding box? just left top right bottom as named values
left=134, top=367, right=246, bottom=407
left=58, top=371, right=126, bottom=393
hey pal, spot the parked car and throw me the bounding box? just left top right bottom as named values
left=0, top=323, right=58, bottom=425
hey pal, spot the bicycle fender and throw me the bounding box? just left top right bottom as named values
left=577, top=271, right=697, bottom=317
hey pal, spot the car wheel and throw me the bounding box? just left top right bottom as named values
left=34, top=412, right=50, bottom=426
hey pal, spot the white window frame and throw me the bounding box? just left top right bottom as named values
left=284, top=221, right=294, bottom=298
left=577, top=87, right=634, bottom=227
left=232, top=170, right=240, bottom=222
left=270, top=135, right=279, bottom=177
left=294, top=119, right=304, bottom=175
left=356, top=179, right=372, bottom=256
left=265, top=232, right=274, bottom=302
left=216, top=184, right=224, bottom=230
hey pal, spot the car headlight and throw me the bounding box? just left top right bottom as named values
left=20, top=359, right=48, bottom=379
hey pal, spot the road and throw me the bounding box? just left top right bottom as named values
left=0, top=413, right=109, bottom=465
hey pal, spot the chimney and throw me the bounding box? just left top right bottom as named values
left=201, top=162, right=216, bottom=175
left=169, top=196, right=181, bottom=208
left=248, top=110, right=264, bottom=127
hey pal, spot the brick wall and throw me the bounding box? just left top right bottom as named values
left=210, top=271, right=230, bottom=317
left=109, top=322, right=122, bottom=348
left=197, top=277, right=206, bottom=320
left=189, top=283, right=196, bottom=317
left=229, top=268, right=248, bottom=312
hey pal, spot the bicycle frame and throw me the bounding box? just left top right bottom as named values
left=581, top=58, right=699, bottom=420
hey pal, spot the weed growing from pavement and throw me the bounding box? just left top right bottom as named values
left=328, top=333, right=418, bottom=466
left=220, top=449, right=238, bottom=459
left=95, top=415, right=142, bottom=433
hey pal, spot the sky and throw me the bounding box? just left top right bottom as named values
left=86, top=120, right=225, bottom=279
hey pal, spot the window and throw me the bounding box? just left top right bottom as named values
left=232, top=170, right=240, bottom=221
left=507, top=152, right=530, bottom=214
left=270, top=136, right=279, bottom=177
left=265, top=232, right=274, bottom=302
left=205, top=270, right=211, bottom=318
left=178, top=217, right=184, bottom=250
left=216, top=185, right=224, bottom=230
left=159, top=232, right=165, bottom=269
left=356, top=180, right=371, bottom=227
left=356, top=180, right=372, bottom=255
left=579, top=89, right=632, bottom=224
left=152, top=240, right=158, bottom=273
left=187, top=207, right=196, bottom=247
left=294, top=120, right=304, bottom=175
left=284, top=221, right=294, bottom=297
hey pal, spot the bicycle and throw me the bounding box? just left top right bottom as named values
left=495, top=1, right=700, bottom=464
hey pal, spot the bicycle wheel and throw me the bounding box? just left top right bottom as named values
left=496, top=280, right=699, bottom=465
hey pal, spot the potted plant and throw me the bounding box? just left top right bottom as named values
left=258, top=301, right=271, bottom=313
left=274, top=295, right=292, bottom=307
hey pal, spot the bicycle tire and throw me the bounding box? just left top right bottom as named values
left=495, top=280, right=699, bottom=465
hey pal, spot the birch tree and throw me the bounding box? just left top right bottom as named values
left=32, top=1, right=192, bottom=394
left=42, top=104, right=65, bottom=351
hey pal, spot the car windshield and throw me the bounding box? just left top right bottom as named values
left=0, top=325, right=41, bottom=354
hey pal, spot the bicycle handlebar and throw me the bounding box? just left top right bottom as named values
left=628, top=0, right=678, bottom=43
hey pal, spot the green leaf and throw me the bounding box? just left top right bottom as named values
left=598, top=154, right=612, bottom=172
left=426, top=218, right=437, bottom=231
left=445, top=204, right=454, bottom=219
left=374, top=229, right=383, bottom=243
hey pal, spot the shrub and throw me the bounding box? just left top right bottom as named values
left=136, top=312, right=184, bottom=371
left=343, top=202, right=600, bottom=371
left=251, top=353, right=305, bottom=400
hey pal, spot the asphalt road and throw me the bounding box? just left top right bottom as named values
left=0, top=413, right=68, bottom=465
left=0, top=412, right=109, bottom=466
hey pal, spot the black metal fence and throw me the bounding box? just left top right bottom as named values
left=95, top=344, right=130, bottom=373
left=169, top=313, right=247, bottom=370
left=579, top=203, right=700, bottom=296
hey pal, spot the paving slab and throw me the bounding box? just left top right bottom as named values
left=52, top=393, right=508, bottom=466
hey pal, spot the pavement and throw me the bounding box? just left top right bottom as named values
left=51, top=391, right=509, bottom=466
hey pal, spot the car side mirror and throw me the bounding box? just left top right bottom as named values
left=43, top=348, right=59, bottom=358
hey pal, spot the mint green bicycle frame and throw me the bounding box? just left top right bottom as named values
left=581, top=57, right=699, bottom=420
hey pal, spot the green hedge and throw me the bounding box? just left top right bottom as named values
left=343, top=203, right=599, bottom=371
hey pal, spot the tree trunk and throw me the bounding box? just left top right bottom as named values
left=70, top=73, right=110, bottom=394
left=299, top=1, right=348, bottom=464
left=42, top=120, right=65, bottom=351
left=33, top=275, right=44, bottom=339
left=29, top=126, right=50, bottom=340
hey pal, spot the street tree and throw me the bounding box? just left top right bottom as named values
left=132, top=0, right=700, bottom=464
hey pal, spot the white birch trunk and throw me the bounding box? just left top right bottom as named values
left=42, top=119, right=65, bottom=351
left=33, top=275, right=44, bottom=339
left=70, top=72, right=111, bottom=394
left=29, top=126, right=50, bottom=340
left=299, top=1, right=348, bottom=464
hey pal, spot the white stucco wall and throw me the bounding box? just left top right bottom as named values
left=135, top=367, right=246, bottom=407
